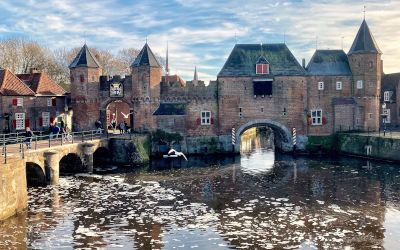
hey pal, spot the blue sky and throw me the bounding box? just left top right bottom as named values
left=0, top=0, right=399, bottom=82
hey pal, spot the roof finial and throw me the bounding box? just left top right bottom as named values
left=363, top=5, right=366, bottom=20
left=145, top=36, right=148, bottom=44
left=235, top=32, right=237, bottom=44
left=284, top=31, right=286, bottom=44
left=166, top=40, right=169, bottom=76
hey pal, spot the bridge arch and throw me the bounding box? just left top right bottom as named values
left=26, top=162, right=46, bottom=186
left=93, top=147, right=112, bottom=167
left=59, top=153, right=85, bottom=174
left=235, top=119, right=292, bottom=152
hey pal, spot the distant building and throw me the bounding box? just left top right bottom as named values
left=0, top=68, right=68, bottom=133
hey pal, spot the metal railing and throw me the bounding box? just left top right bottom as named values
left=0, top=129, right=135, bottom=164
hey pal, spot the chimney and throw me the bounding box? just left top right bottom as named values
left=302, top=58, right=306, bottom=69
left=30, top=68, right=40, bottom=74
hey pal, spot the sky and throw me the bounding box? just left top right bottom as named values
left=0, top=0, right=399, bottom=83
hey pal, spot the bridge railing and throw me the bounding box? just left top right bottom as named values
left=0, top=129, right=132, bottom=164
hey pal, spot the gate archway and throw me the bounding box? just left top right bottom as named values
left=103, top=99, right=133, bottom=133
left=235, top=119, right=292, bottom=152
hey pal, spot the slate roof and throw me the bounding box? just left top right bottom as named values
left=17, top=72, right=67, bottom=95
left=153, top=103, right=186, bottom=115
left=381, top=73, right=400, bottom=101
left=218, top=44, right=306, bottom=77
left=307, top=50, right=352, bottom=76
left=131, top=43, right=161, bottom=68
left=332, top=97, right=356, bottom=105
left=69, top=44, right=101, bottom=68
left=0, top=69, right=35, bottom=96
left=348, top=20, right=381, bottom=55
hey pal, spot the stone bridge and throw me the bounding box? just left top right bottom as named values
left=0, top=134, right=149, bottom=221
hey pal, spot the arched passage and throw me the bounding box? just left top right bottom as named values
left=59, top=153, right=85, bottom=174
left=236, top=119, right=292, bottom=152
left=93, top=147, right=112, bottom=167
left=104, top=99, right=133, bottom=133
left=26, top=162, right=46, bottom=186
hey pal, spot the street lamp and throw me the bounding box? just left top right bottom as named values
left=381, top=102, right=387, bottom=136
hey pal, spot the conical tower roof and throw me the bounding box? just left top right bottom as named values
left=131, top=43, right=161, bottom=68
left=69, top=44, right=101, bottom=68
left=348, top=20, right=381, bottom=55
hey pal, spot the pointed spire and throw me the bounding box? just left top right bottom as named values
left=69, top=44, right=101, bottom=68
left=166, top=41, right=169, bottom=76
left=131, top=43, right=161, bottom=68
left=193, top=66, right=198, bottom=81
left=348, top=20, right=381, bottom=55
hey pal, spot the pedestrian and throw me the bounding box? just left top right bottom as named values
left=119, top=121, right=125, bottom=134
left=51, top=124, right=60, bottom=139
left=124, top=121, right=129, bottom=133
left=95, top=119, right=102, bottom=134
left=24, top=127, right=33, bottom=149
left=111, top=118, right=117, bottom=133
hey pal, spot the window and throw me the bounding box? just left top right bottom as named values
left=261, top=107, right=264, bottom=113
left=15, top=113, right=25, bottom=130
left=311, top=109, right=322, bottom=125
left=318, top=82, right=324, bottom=90
left=357, top=80, right=363, bottom=89
left=42, top=112, right=50, bottom=127
left=256, top=64, right=269, bottom=74
left=80, top=74, right=85, bottom=83
left=384, top=91, right=390, bottom=102
left=253, top=79, right=273, bottom=96
left=383, top=109, right=391, bottom=123
left=336, top=81, right=342, bottom=90
left=201, top=111, right=211, bottom=125
left=47, top=98, right=52, bottom=107
left=17, top=98, right=23, bottom=107
left=239, top=107, right=243, bottom=118
left=368, top=113, right=373, bottom=119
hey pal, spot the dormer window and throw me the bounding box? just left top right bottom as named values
left=255, top=56, right=270, bottom=75
left=256, top=64, right=269, bottom=74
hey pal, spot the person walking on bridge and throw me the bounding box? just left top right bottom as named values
left=24, top=127, right=33, bottom=149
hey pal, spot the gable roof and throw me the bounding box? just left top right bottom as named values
left=153, top=103, right=186, bottom=115
left=0, top=69, right=35, bottom=96
left=17, top=72, right=67, bottom=95
left=69, top=44, right=101, bottom=68
left=307, top=50, right=352, bottom=76
left=218, top=43, right=306, bottom=77
left=131, top=43, right=161, bottom=68
left=348, top=20, right=381, bottom=55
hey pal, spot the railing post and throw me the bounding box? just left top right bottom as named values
left=2, top=134, right=5, bottom=156
left=35, top=134, right=37, bottom=150
left=4, top=143, right=7, bottom=164
left=61, top=133, right=64, bottom=146
left=91, top=130, right=93, bottom=141
left=72, top=132, right=74, bottom=144
left=49, top=134, right=51, bottom=148
left=81, top=132, right=84, bottom=142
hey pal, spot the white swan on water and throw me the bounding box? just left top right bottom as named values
left=168, top=149, right=188, bottom=161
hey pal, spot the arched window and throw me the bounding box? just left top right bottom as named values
left=80, top=74, right=85, bottom=83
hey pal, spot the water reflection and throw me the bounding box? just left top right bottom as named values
left=0, top=130, right=400, bottom=249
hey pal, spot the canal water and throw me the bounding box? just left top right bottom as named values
left=1, top=128, right=400, bottom=249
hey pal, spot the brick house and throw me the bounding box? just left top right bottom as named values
left=70, top=19, right=388, bottom=152
left=381, top=73, right=400, bottom=128
left=0, top=68, right=68, bottom=133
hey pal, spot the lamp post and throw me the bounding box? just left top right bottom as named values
left=382, top=102, right=387, bottom=136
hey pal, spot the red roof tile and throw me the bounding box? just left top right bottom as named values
left=17, top=72, right=66, bottom=95
left=0, top=69, right=35, bottom=96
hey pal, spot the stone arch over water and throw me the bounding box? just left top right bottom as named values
left=93, top=147, right=112, bottom=167
left=59, top=153, right=85, bottom=174
left=26, top=162, right=46, bottom=186
left=235, top=119, right=292, bottom=152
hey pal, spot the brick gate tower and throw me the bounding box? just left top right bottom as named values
left=69, top=44, right=102, bottom=131
left=131, top=43, right=162, bottom=131
left=348, top=19, right=382, bottom=131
